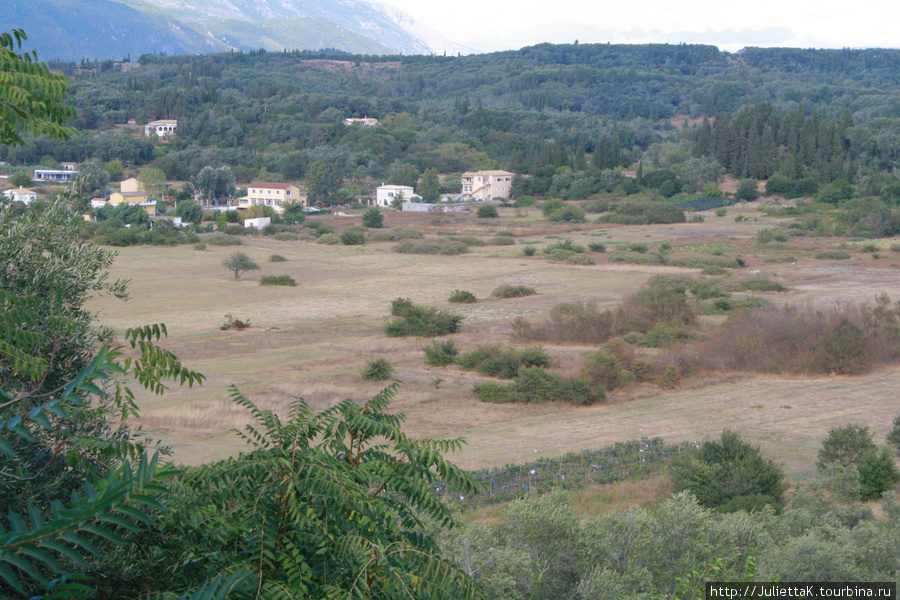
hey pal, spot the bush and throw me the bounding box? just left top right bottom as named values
left=490, top=236, right=516, bottom=246
left=271, top=232, right=300, bottom=241
left=888, top=414, right=900, bottom=456
left=817, top=425, right=877, bottom=471
left=814, top=318, right=870, bottom=375
left=547, top=205, right=586, bottom=223
left=316, top=233, right=341, bottom=245
left=857, top=448, right=900, bottom=500
left=628, top=243, right=649, bottom=253
left=815, top=250, right=851, bottom=260
left=514, top=195, right=536, bottom=207
left=206, top=234, right=242, bottom=246
left=422, top=340, right=459, bottom=366
left=269, top=254, right=287, bottom=262
left=670, top=430, right=786, bottom=511
left=260, top=275, right=296, bottom=286
left=599, top=202, right=686, bottom=225
left=340, top=229, right=366, bottom=245
left=384, top=299, right=463, bottom=337
left=543, top=239, right=585, bottom=254
left=477, top=204, right=499, bottom=218
left=448, top=290, right=477, bottom=304
left=221, top=313, right=251, bottom=330
left=715, top=208, right=728, bottom=217
left=393, top=239, right=469, bottom=255
left=522, top=246, right=536, bottom=256
left=566, top=254, right=596, bottom=265
left=491, top=284, right=536, bottom=298
left=368, top=227, right=423, bottom=242
left=588, top=242, right=606, bottom=252
left=362, top=207, right=384, bottom=228
left=193, top=242, right=206, bottom=251
left=545, top=249, right=576, bottom=261
left=458, top=345, right=551, bottom=378
left=361, top=358, right=393, bottom=381
left=474, top=368, right=601, bottom=405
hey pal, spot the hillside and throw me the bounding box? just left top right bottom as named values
left=1, top=0, right=475, bottom=60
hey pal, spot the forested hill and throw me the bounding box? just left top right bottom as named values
left=5, top=42, right=900, bottom=203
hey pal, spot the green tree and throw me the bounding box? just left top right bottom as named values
left=191, top=165, right=235, bottom=206
left=104, top=158, right=124, bottom=181
left=857, top=447, right=900, bottom=500
left=158, top=384, right=480, bottom=599
left=362, top=206, right=384, bottom=228
left=138, top=167, right=167, bottom=200
left=174, top=199, right=202, bottom=224
left=887, top=413, right=900, bottom=456
left=222, top=251, right=260, bottom=280
left=670, top=430, right=786, bottom=512
left=0, top=29, right=75, bottom=145
left=73, top=160, right=111, bottom=199
left=477, top=204, right=499, bottom=218
left=388, top=162, right=419, bottom=188
left=391, top=190, right=406, bottom=210
left=417, top=167, right=441, bottom=202
left=735, top=179, right=760, bottom=201
left=307, top=158, right=344, bottom=205
left=817, top=424, right=877, bottom=471
left=8, top=171, right=31, bottom=187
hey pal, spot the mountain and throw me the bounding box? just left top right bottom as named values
left=2, top=0, right=476, bottom=61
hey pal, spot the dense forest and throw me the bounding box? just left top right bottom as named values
left=3, top=43, right=900, bottom=204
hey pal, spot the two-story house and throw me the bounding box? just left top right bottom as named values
left=375, top=184, right=415, bottom=208
left=238, top=182, right=308, bottom=214
left=144, top=120, right=178, bottom=138
left=460, top=170, right=514, bottom=201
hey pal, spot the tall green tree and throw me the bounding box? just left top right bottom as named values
left=307, top=158, right=344, bottom=205
left=138, top=167, right=167, bottom=200
left=0, top=29, right=75, bottom=145
left=191, top=165, right=235, bottom=206
left=417, top=167, right=441, bottom=202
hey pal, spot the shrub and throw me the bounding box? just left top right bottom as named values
left=477, top=204, right=499, bottom=218
left=448, top=290, right=477, bottom=304
left=739, top=276, right=786, bottom=292
left=269, top=254, right=287, bottom=262
left=260, top=275, right=296, bottom=286
left=715, top=208, right=728, bottom=217
left=362, top=207, right=384, bottom=228
left=513, top=302, right=614, bottom=345
left=522, top=246, right=536, bottom=256
left=368, top=227, right=423, bottom=242
left=599, top=202, right=686, bottom=225
left=221, top=313, right=250, bottom=330
left=670, top=430, right=786, bottom=511
left=193, top=242, right=206, bottom=251
left=316, top=233, right=341, bottom=245
left=857, top=448, right=900, bottom=500
left=547, top=205, right=586, bottom=223
left=422, top=340, right=459, bottom=366
left=340, top=229, right=366, bottom=245
left=491, top=284, right=536, bottom=298
left=475, top=368, right=601, bottom=405
left=545, top=249, right=576, bottom=261
left=817, top=425, right=877, bottom=471
left=393, top=239, right=469, bottom=255
left=888, top=414, right=900, bottom=456
left=566, top=254, right=596, bottom=265
left=588, top=242, right=606, bottom=252
left=490, top=236, right=516, bottom=245
left=457, top=345, right=551, bottom=378
left=814, top=318, right=870, bottom=375
left=543, top=239, right=585, bottom=254
left=206, top=234, right=242, bottom=246
left=515, top=195, right=536, bottom=207
left=384, top=299, right=463, bottom=337
left=628, top=243, right=649, bottom=253
left=271, top=232, right=300, bottom=241
left=581, top=351, right=626, bottom=392
left=814, top=251, right=851, bottom=260
left=361, top=358, right=393, bottom=381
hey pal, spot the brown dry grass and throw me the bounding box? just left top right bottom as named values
left=90, top=208, right=900, bottom=480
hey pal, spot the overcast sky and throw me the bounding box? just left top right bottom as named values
left=385, top=0, right=899, bottom=54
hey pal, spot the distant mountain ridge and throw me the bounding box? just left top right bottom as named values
left=3, top=0, right=476, bottom=61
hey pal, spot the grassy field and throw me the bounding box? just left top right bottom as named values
left=89, top=203, right=900, bottom=478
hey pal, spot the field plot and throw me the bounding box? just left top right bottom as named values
left=89, top=207, right=900, bottom=476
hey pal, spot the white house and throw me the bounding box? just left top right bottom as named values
left=144, top=119, right=178, bottom=138
left=244, top=217, right=271, bottom=230
left=375, top=184, right=416, bottom=208
left=3, top=187, right=37, bottom=204
left=34, top=169, right=76, bottom=183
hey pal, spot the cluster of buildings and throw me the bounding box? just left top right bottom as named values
left=4, top=159, right=516, bottom=219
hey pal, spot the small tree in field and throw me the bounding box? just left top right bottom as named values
left=887, top=413, right=900, bottom=456
left=362, top=207, right=384, bottom=228
left=817, top=424, right=876, bottom=471
left=223, top=251, right=260, bottom=280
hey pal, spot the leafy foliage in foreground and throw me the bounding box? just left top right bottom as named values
left=162, top=384, right=481, bottom=599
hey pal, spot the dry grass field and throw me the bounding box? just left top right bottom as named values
left=89, top=203, right=900, bottom=480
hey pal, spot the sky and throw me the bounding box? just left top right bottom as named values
left=384, top=0, right=899, bottom=54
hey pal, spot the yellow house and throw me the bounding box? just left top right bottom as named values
left=120, top=177, right=142, bottom=193
left=460, top=170, right=514, bottom=201
left=238, top=182, right=307, bottom=214
left=108, top=191, right=156, bottom=215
